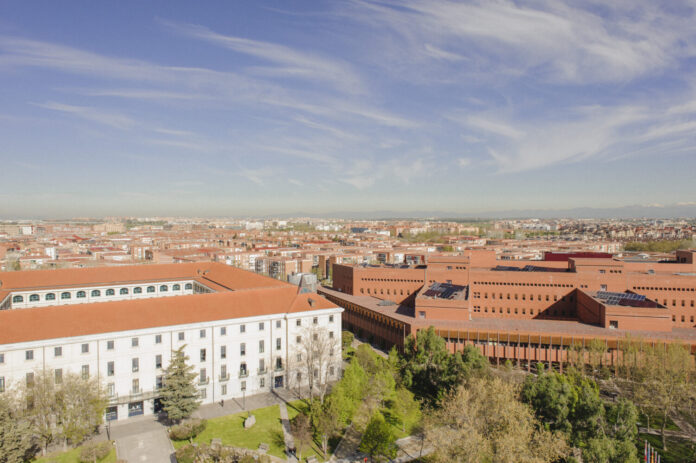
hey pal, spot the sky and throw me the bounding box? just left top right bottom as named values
left=1, top=0, right=696, bottom=218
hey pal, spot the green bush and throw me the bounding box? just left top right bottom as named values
left=169, top=418, right=208, bottom=441
left=174, top=444, right=197, bottom=463
left=79, top=441, right=112, bottom=462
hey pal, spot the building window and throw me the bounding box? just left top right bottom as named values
left=276, top=338, right=282, bottom=350
left=120, top=288, right=129, bottom=295
left=61, top=292, right=71, bottom=300
left=132, top=379, right=139, bottom=394
left=329, top=315, right=334, bottom=323
left=82, top=343, right=89, bottom=354
left=91, top=290, right=100, bottom=297
left=240, top=324, right=246, bottom=333
left=107, top=340, right=114, bottom=350
left=173, top=284, right=181, bottom=291
left=199, top=368, right=207, bottom=384
left=185, top=283, right=193, bottom=290
left=609, top=320, right=618, bottom=329
left=81, top=365, right=89, bottom=380
left=12, top=295, right=23, bottom=303
left=160, top=285, right=168, bottom=292
left=276, top=320, right=281, bottom=328
left=106, top=289, right=115, bottom=296
left=296, top=336, right=302, bottom=344
left=76, top=291, right=86, bottom=298
left=29, top=294, right=40, bottom=301
left=132, top=337, right=139, bottom=347
left=0, top=377, right=5, bottom=393
left=54, top=346, right=62, bottom=357
left=54, top=368, right=63, bottom=384
left=221, top=346, right=227, bottom=359
left=240, top=343, right=246, bottom=356
left=133, top=287, right=142, bottom=294
left=26, top=372, right=34, bottom=387
left=600, top=285, right=607, bottom=291
left=132, top=358, right=139, bottom=373
left=220, top=327, right=227, bottom=336
left=419, top=311, right=426, bottom=319
left=220, top=364, right=227, bottom=379
left=155, top=334, right=162, bottom=344
left=241, top=381, right=247, bottom=391
left=296, top=319, right=301, bottom=327
left=200, top=329, right=206, bottom=338
left=221, top=384, right=227, bottom=396
left=313, top=317, right=318, bottom=325
left=107, top=383, right=115, bottom=397
left=147, top=286, right=155, bottom=293
left=240, top=363, right=248, bottom=377
left=275, top=357, right=283, bottom=370
left=297, top=353, right=302, bottom=362
left=26, top=350, right=34, bottom=361
left=107, top=361, right=114, bottom=376
left=156, top=355, right=162, bottom=369
left=45, top=293, right=55, bottom=300
left=259, top=378, right=265, bottom=388
left=259, top=322, right=265, bottom=331
left=200, top=349, right=206, bottom=362
left=178, top=332, right=185, bottom=341
left=0, top=354, right=3, bottom=364
left=259, top=340, right=265, bottom=354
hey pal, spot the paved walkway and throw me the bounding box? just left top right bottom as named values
left=107, top=415, right=174, bottom=463
left=191, top=388, right=300, bottom=420
left=279, top=402, right=298, bottom=463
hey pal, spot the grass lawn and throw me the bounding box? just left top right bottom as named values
left=33, top=444, right=116, bottom=463
left=639, top=433, right=696, bottom=463
left=287, top=399, right=329, bottom=462
left=171, top=405, right=286, bottom=458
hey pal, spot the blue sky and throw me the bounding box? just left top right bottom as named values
left=1, top=0, right=696, bottom=218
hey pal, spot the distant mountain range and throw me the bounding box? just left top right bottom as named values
left=262, top=203, right=696, bottom=220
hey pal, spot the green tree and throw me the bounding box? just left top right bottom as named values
left=359, top=411, right=397, bottom=462
left=159, top=345, right=200, bottom=423
left=425, top=377, right=568, bottom=463
left=21, top=370, right=59, bottom=455
left=57, top=372, right=107, bottom=449
left=388, top=387, right=420, bottom=433
left=313, top=398, right=342, bottom=458
left=329, top=360, right=368, bottom=426
left=290, top=412, right=312, bottom=461
left=400, top=327, right=487, bottom=405
left=0, top=394, right=35, bottom=463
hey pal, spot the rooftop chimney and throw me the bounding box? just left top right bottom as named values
left=308, top=298, right=315, bottom=308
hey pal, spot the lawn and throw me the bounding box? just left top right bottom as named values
left=639, top=433, right=696, bottom=463
left=286, top=399, right=329, bottom=462
left=33, top=444, right=116, bottom=463
left=171, top=405, right=286, bottom=458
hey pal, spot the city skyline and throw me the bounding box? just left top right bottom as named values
left=2, top=0, right=696, bottom=217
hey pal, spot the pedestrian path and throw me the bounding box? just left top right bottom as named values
left=279, top=402, right=298, bottom=463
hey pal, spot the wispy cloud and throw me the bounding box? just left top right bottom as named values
left=161, top=21, right=366, bottom=94
left=31, top=101, right=135, bottom=129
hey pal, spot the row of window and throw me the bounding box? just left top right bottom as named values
left=473, top=293, right=573, bottom=303
left=473, top=281, right=575, bottom=288
left=11, top=325, right=337, bottom=363
left=360, top=278, right=421, bottom=283
left=633, top=286, right=696, bottom=292
left=471, top=306, right=571, bottom=316
left=12, top=283, right=193, bottom=303
left=361, top=287, right=411, bottom=296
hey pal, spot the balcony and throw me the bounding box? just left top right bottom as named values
left=258, top=367, right=268, bottom=375
left=198, top=376, right=210, bottom=386
left=274, top=365, right=284, bottom=372
left=219, top=373, right=230, bottom=382
left=239, top=370, right=249, bottom=378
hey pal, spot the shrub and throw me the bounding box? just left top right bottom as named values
left=174, top=444, right=197, bottom=463
left=79, top=441, right=112, bottom=462
left=169, top=418, right=208, bottom=442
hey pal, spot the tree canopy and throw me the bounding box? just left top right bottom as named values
left=159, top=345, right=201, bottom=423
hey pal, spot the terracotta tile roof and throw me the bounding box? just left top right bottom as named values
left=0, top=262, right=287, bottom=291
left=0, top=287, right=336, bottom=345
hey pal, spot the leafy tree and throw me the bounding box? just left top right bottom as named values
left=57, top=372, right=107, bottom=448
left=400, top=326, right=487, bottom=405
left=20, top=370, right=59, bottom=455
left=290, top=412, right=312, bottom=461
left=389, top=387, right=420, bottom=433
left=425, top=377, right=568, bottom=463
left=329, top=360, right=368, bottom=426
left=0, top=394, right=35, bottom=463
left=313, top=398, right=342, bottom=458
left=359, top=411, right=397, bottom=462
left=159, top=345, right=200, bottom=423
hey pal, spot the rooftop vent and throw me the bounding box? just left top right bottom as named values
left=308, top=298, right=315, bottom=308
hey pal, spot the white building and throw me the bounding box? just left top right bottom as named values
left=0, top=263, right=342, bottom=421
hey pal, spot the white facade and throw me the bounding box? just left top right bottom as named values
left=0, top=307, right=342, bottom=421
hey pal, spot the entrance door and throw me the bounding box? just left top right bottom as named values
left=274, top=375, right=284, bottom=388
left=153, top=398, right=163, bottom=413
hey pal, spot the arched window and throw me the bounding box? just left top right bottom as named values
left=160, top=285, right=168, bottom=292
left=120, top=288, right=129, bottom=295
left=29, top=294, right=40, bottom=302
left=147, top=286, right=155, bottom=293
left=172, top=284, right=181, bottom=291
left=185, top=283, right=193, bottom=290
left=133, top=287, right=142, bottom=294
left=61, top=292, right=71, bottom=300
left=106, top=289, right=115, bottom=296
left=12, top=295, right=23, bottom=303
left=91, top=290, right=101, bottom=297
left=45, top=293, right=56, bottom=301
left=76, top=291, right=86, bottom=298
